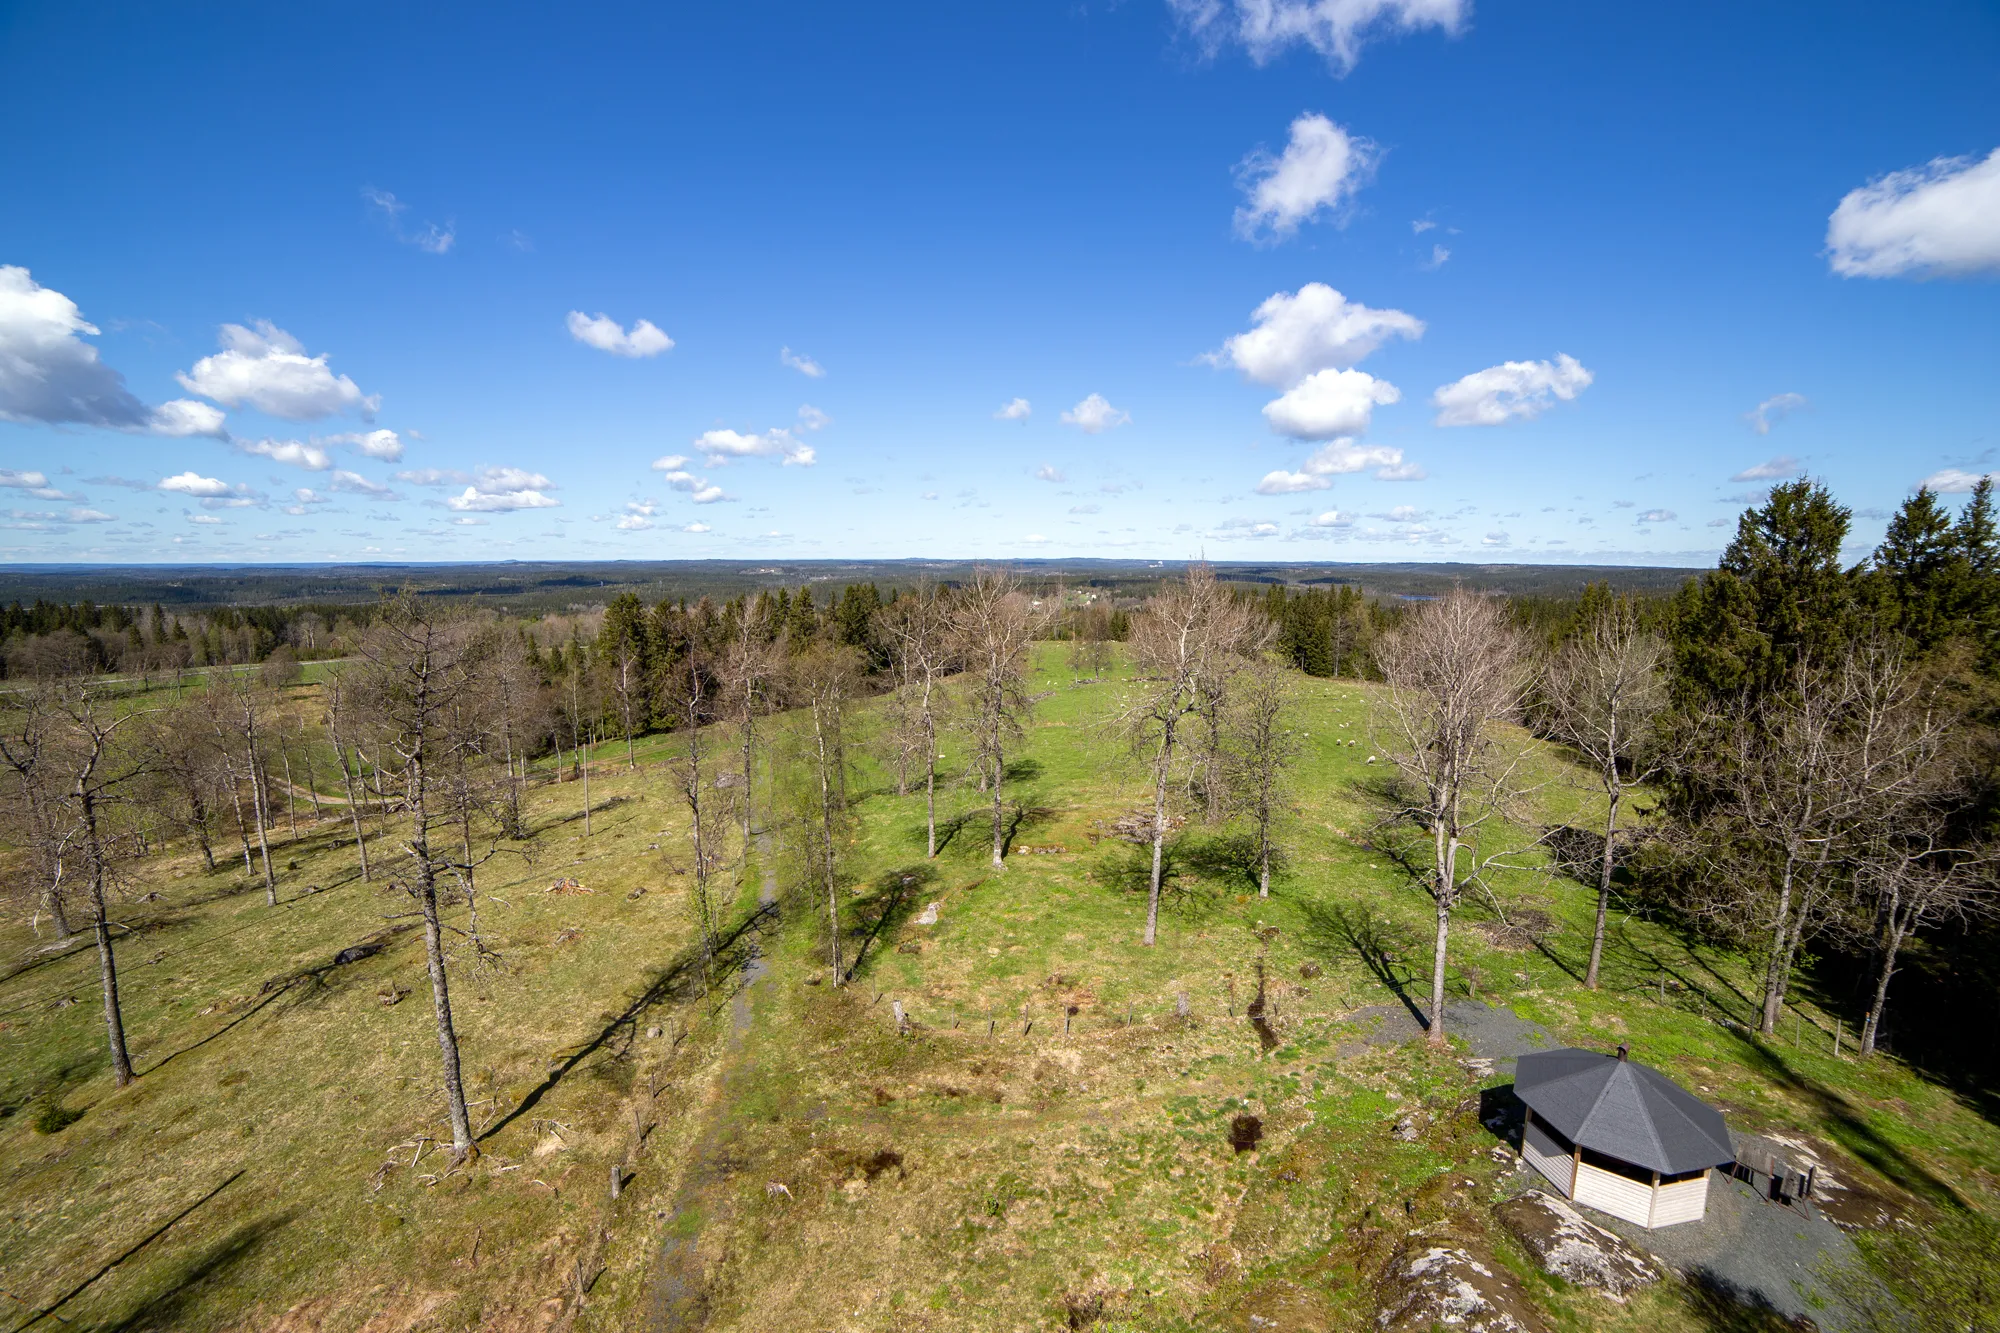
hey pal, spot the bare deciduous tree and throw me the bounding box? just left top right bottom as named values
left=1543, top=606, right=1669, bottom=988
left=488, top=632, right=539, bottom=838
left=355, top=599, right=492, bottom=1157
left=323, top=669, right=373, bottom=882
left=559, top=647, right=599, bottom=837
left=789, top=643, right=861, bottom=982
left=1228, top=655, right=1298, bottom=899
left=1853, top=827, right=1989, bottom=1055
left=950, top=568, right=1044, bottom=872
left=667, top=643, right=725, bottom=975
left=49, top=683, right=150, bottom=1086
left=0, top=682, right=74, bottom=938
left=720, top=597, right=781, bottom=846
left=1682, top=645, right=1950, bottom=1036
left=142, top=697, right=222, bottom=874
left=1374, top=589, right=1533, bottom=1047
left=1124, top=566, right=1257, bottom=944
left=878, top=584, right=951, bottom=857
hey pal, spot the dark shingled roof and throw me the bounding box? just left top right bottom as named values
left=1514, top=1048, right=1734, bottom=1176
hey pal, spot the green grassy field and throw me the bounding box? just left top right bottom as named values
left=2, top=644, right=1995, bottom=1331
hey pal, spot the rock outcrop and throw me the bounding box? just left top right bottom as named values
left=1375, top=1243, right=1549, bottom=1332
left=1493, top=1190, right=1659, bottom=1300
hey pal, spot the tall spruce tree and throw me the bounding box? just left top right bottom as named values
left=1669, top=478, right=1854, bottom=705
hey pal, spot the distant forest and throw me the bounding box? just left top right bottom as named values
left=0, top=557, right=1703, bottom=617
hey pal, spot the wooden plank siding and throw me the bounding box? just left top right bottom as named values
left=1521, top=1115, right=1576, bottom=1196
left=1573, top=1160, right=1656, bottom=1227
left=1647, top=1174, right=1709, bottom=1227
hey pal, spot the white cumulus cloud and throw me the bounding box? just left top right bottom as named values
left=148, top=399, right=229, bottom=438
left=566, top=311, right=675, bottom=357
left=328, top=470, right=397, bottom=499
left=1827, top=148, right=2000, bottom=278
left=437, top=464, right=557, bottom=512
left=693, top=428, right=815, bottom=467
left=236, top=438, right=333, bottom=471
left=683, top=522, right=711, bottom=533
left=1918, top=468, right=1999, bottom=494
left=652, top=457, right=730, bottom=504
left=158, top=471, right=235, bottom=498
left=797, top=404, right=830, bottom=431
left=1234, top=114, right=1376, bottom=241
left=1061, top=393, right=1130, bottom=434
left=477, top=466, right=555, bottom=492
left=1432, top=353, right=1592, bottom=427
left=994, top=397, right=1032, bottom=422
left=1637, top=508, right=1675, bottom=523
left=1252, top=439, right=1409, bottom=494
left=446, top=486, right=555, bottom=512
left=1262, top=368, right=1400, bottom=439
left=616, top=514, right=655, bottom=531
left=780, top=346, right=826, bottom=378
left=1206, top=284, right=1423, bottom=387
left=1170, top=0, right=1469, bottom=75
left=177, top=321, right=378, bottom=420
left=1035, top=464, right=1066, bottom=482
left=0, top=266, right=228, bottom=436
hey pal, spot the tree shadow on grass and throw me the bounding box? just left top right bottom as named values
left=10, top=1169, right=249, bottom=1332
left=1725, top=1028, right=1965, bottom=1212
left=97, top=1208, right=294, bottom=1333
left=1088, top=840, right=1224, bottom=925
left=998, top=802, right=1060, bottom=858
left=923, top=810, right=975, bottom=856
left=481, top=898, right=777, bottom=1142
left=1294, top=899, right=1430, bottom=1030
left=139, top=922, right=423, bottom=1078
left=1611, top=928, right=1760, bottom=1027
left=536, top=792, right=636, bottom=836
left=844, top=864, right=940, bottom=983
left=1176, top=831, right=1287, bottom=895
left=1001, top=758, right=1044, bottom=784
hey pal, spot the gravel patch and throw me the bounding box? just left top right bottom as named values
left=1338, top=999, right=1558, bottom=1075
left=1594, top=1171, right=1875, bottom=1330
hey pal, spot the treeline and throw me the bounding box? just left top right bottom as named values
left=1654, top=479, right=2000, bottom=1081
left=0, top=599, right=376, bottom=678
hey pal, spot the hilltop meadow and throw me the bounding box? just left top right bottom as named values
left=4, top=640, right=1997, bottom=1331
left=7, top=480, right=2000, bottom=1332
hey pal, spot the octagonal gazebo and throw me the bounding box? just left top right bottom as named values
left=1515, top=1046, right=1735, bottom=1229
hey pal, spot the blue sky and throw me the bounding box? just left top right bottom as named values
left=3, top=0, right=1997, bottom=565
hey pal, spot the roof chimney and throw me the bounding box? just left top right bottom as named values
left=1616, top=1043, right=1629, bottom=1062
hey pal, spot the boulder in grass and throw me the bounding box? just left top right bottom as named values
left=1493, top=1190, right=1659, bottom=1300
left=1376, top=1243, right=1548, bottom=1332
